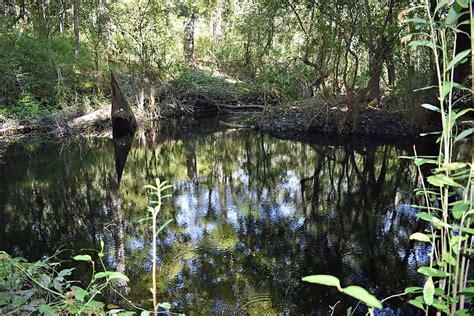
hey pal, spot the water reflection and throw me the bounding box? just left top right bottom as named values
left=0, top=122, right=434, bottom=314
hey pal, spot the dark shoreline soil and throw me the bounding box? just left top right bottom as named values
left=0, top=97, right=437, bottom=145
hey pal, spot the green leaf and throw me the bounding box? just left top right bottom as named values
left=456, top=0, right=470, bottom=8
left=442, top=252, right=456, bottom=266
left=441, top=82, right=452, bottom=99
left=158, top=302, right=171, bottom=310
left=108, top=272, right=129, bottom=282
left=71, top=286, right=88, bottom=301
left=452, top=201, right=470, bottom=219
left=437, top=162, right=467, bottom=171
left=302, top=275, right=341, bottom=288
left=455, top=310, right=471, bottom=316
left=39, top=304, right=56, bottom=315
left=414, top=158, right=438, bottom=166
left=341, top=286, right=382, bottom=309
left=421, top=103, right=441, bottom=113
left=73, top=255, right=92, bottom=262
left=144, top=185, right=158, bottom=191
left=404, top=286, right=423, bottom=294
left=95, top=271, right=113, bottom=279
left=455, top=128, right=474, bottom=143
left=95, top=271, right=129, bottom=282
left=140, top=311, right=151, bottom=316
left=463, top=287, right=474, bottom=294
left=409, top=299, right=425, bottom=311
left=446, top=49, right=471, bottom=72
left=416, top=212, right=435, bottom=222
left=58, top=268, right=74, bottom=279
left=427, top=174, right=460, bottom=187
left=410, top=233, right=431, bottom=243
left=432, top=301, right=449, bottom=312
left=446, top=2, right=463, bottom=25
left=418, top=267, right=450, bottom=277
left=414, top=85, right=437, bottom=92
left=423, top=277, right=434, bottom=306
left=409, top=40, right=434, bottom=50
left=157, top=219, right=174, bottom=235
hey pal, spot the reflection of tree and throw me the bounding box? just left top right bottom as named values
left=109, top=135, right=134, bottom=292
left=0, top=127, right=435, bottom=314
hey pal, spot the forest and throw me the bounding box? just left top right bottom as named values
left=0, top=0, right=473, bottom=315
left=0, top=0, right=470, bottom=134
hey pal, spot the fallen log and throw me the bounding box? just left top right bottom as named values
left=111, top=72, right=137, bottom=137
left=216, top=103, right=264, bottom=110
left=218, top=121, right=247, bottom=129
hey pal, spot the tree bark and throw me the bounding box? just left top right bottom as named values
left=367, top=48, right=383, bottom=102
left=453, top=6, right=471, bottom=85
left=73, top=0, right=80, bottom=59
left=59, top=0, right=65, bottom=33
left=183, top=12, right=195, bottom=64
left=111, top=72, right=138, bottom=138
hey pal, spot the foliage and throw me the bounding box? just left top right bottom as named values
left=170, top=68, right=262, bottom=105
left=0, top=30, right=97, bottom=112
left=0, top=178, right=175, bottom=315
left=144, top=178, right=174, bottom=315
left=302, top=275, right=382, bottom=312
left=2, top=0, right=459, bottom=118
left=0, top=244, right=128, bottom=314
left=399, top=0, right=474, bottom=314
left=303, top=1, right=473, bottom=314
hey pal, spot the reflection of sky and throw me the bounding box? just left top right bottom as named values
left=173, top=167, right=305, bottom=243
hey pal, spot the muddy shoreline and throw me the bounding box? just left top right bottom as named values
left=0, top=100, right=436, bottom=145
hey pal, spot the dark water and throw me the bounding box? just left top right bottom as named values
left=0, top=119, right=433, bottom=314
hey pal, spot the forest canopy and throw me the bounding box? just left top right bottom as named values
left=0, top=0, right=471, bottom=123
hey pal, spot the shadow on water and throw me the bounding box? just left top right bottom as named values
left=0, top=118, right=452, bottom=314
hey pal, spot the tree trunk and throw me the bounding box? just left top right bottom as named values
left=59, top=0, right=65, bottom=33
left=367, top=50, right=382, bottom=102
left=111, top=72, right=138, bottom=138
left=183, top=13, right=195, bottom=64
left=385, top=49, right=396, bottom=86
left=453, top=6, right=471, bottom=85
left=73, top=0, right=80, bottom=59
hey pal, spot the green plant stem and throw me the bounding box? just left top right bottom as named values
left=78, top=280, right=110, bottom=314
left=8, top=258, right=67, bottom=300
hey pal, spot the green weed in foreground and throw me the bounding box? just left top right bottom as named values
left=0, top=242, right=128, bottom=314
left=0, top=178, right=174, bottom=315
left=303, top=0, right=473, bottom=314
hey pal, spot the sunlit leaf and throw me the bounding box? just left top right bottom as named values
left=158, top=302, right=171, bottom=310
left=157, top=219, right=173, bottom=235
left=427, top=174, right=460, bottom=187
left=404, top=286, right=423, bottom=294
left=302, top=275, right=341, bottom=288
left=342, top=286, right=382, bottom=309
left=73, top=255, right=92, bottom=262
left=452, top=201, right=470, bottom=219
left=455, top=128, right=474, bottom=143
left=445, top=49, right=471, bottom=72
left=410, top=232, right=431, bottom=243
left=418, top=267, right=450, bottom=277
left=423, top=277, right=434, bottom=305
left=71, top=286, right=88, bottom=301
left=442, top=252, right=456, bottom=266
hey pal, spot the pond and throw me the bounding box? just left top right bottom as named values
left=0, top=118, right=434, bottom=314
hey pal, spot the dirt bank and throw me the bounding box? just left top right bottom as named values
left=248, top=96, right=438, bottom=140
left=0, top=94, right=438, bottom=141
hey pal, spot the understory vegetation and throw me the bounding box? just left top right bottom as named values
left=0, top=0, right=470, bottom=129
